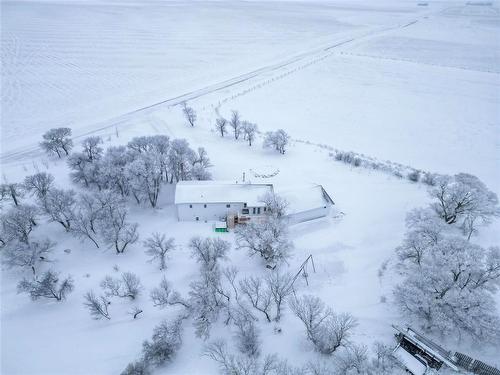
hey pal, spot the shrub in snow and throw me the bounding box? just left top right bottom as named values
left=23, top=172, right=54, bottom=201
left=101, top=272, right=142, bottom=300
left=2, top=238, right=55, bottom=275
left=121, top=360, right=150, bottom=375
left=0, top=182, right=25, bottom=206
left=235, top=216, right=292, bottom=265
left=18, top=270, right=74, bottom=302
left=215, top=117, right=227, bottom=137
left=83, top=290, right=111, bottom=320
left=428, top=173, right=499, bottom=238
left=394, top=236, right=500, bottom=341
left=407, top=170, right=420, bottom=182
left=144, top=233, right=175, bottom=270
left=40, top=127, right=73, bottom=158
left=234, top=314, right=261, bottom=357
left=229, top=110, right=241, bottom=139
left=263, top=129, right=290, bottom=154
left=0, top=204, right=38, bottom=244
left=290, top=295, right=357, bottom=355
left=182, top=102, right=197, bottom=127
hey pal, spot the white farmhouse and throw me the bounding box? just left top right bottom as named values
left=174, top=181, right=335, bottom=226
left=174, top=181, right=273, bottom=222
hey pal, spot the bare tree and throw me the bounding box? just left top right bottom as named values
left=2, top=238, right=55, bottom=275
left=229, top=110, right=241, bottom=140
left=40, top=127, right=73, bottom=157
left=266, top=271, right=293, bottom=322
left=290, top=295, right=357, bottom=354
left=0, top=182, right=25, bottom=206
left=259, top=192, right=288, bottom=218
left=100, top=205, right=139, bottom=254
left=81, top=136, right=103, bottom=162
left=150, top=277, right=189, bottom=308
left=42, top=188, right=76, bottom=231
left=182, top=102, right=197, bottom=127
left=241, top=121, right=258, bottom=146
left=18, top=270, right=74, bottom=301
left=215, top=117, right=228, bottom=137
left=23, top=172, right=54, bottom=201
left=189, top=236, right=230, bottom=271
left=263, top=130, right=290, bottom=155
left=125, top=153, right=163, bottom=208
left=101, top=272, right=142, bottom=300
left=83, top=290, right=111, bottom=320
left=1, top=204, right=38, bottom=244
left=239, top=276, right=273, bottom=322
left=144, top=233, right=175, bottom=270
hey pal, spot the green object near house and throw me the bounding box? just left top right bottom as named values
left=214, top=221, right=228, bottom=233
left=215, top=227, right=228, bottom=233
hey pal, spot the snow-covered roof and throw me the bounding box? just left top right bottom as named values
left=393, top=346, right=427, bottom=375
left=174, top=181, right=273, bottom=206
left=277, top=184, right=334, bottom=215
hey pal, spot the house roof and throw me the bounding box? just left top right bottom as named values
left=277, top=184, right=334, bottom=215
left=174, top=181, right=273, bottom=206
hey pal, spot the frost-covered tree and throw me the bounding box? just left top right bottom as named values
left=81, top=136, right=103, bottom=162
left=100, top=204, right=139, bottom=253
left=121, top=360, right=150, bottom=375
left=263, top=130, right=290, bottom=154
left=150, top=277, right=189, bottom=308
left=42, top=188, right=76, bottom=231
left=394, top=236, right=500, bottom=341
left=101, top=272, right=142, bottom=300
left=259, top=191, right=288, bottom=218
left=40, top=127, right=73, bottom=158
left=142, top=318, right=183, bottom=367
left=182, top=102, right=197, bottom=127
left=98, top=146, right=134, bottom=196
left=83, top=290, right=111, bottom=320
left=0, top=182, right=25, bottom=206
left=239, top=276, right=273, bottom=322
left=189, top=236, right=230, bottom=271
left=395, top=208, right=446, bottom=267
left=234, top=313, right=261, bottom=357
left=266, top=271, right=293, bottom=322
left=23, top=172, right=54, bottom=201
left=18, top=270, right=74, bottom=301
left=215, top=117, right=228, bottom=137
left=67, top=152, right=98, bottom=188
left=290, top=295, right=357, bottom=355
left=229, top=110, right=241, bottom=140
left=429, top=174, right=499, bottom=234
left=168, top=139, right=196, bottom=182
left=126, top=153, right=163, bottom=208
left=144, top=233, right=175, bottom=270
left=235, top=216, right=292, bottom=265
left=241, top=121, right=258, bottom=146
left=0, top=204, right=38, bottom=244
left=2, top=238, right=54, bottom=275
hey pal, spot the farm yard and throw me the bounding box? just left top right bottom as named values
left=1, top=1, right=500, bottom=375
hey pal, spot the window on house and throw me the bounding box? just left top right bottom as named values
left=189, top=204, right=193, bottom=208
left=257, top=207, right=261, bottom=214
left=195, top=217, right=199, bottom=221
left=252, top=207, right=256, bottom=214
left=243, top=203, right=247, bottom=208
left=264, top=207, right=267, bottom=212
left=226, top=204, right=231, bottom=208
left=204, top=204, right=207, bottom=208
left=242, top=208, right=249, bottom=214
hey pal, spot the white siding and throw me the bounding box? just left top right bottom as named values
left=176, top=202, right=244, bottom=222
left=286, top=205, right=331, bottom=225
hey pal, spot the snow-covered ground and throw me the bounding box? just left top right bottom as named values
left=1, top=0, right=499, bottom=374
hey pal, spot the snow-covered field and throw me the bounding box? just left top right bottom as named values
left=1, top=1, right=499, bottom=374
